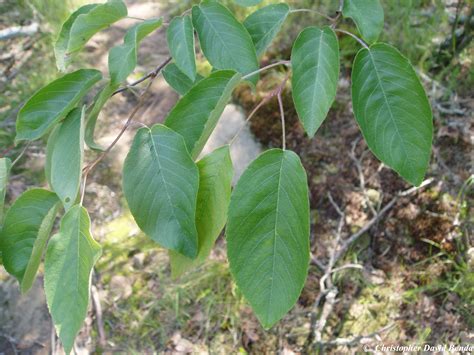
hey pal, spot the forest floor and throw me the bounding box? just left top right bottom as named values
left=0, top=0, right=473, bottom=354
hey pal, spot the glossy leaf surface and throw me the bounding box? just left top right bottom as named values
left=351, top=43, right=432, bottom=186
left=44, top=206, right=101, bottom=355
left=46, top=107, right=85, bottom=210
left=123, top=124, right=199, bottom=258
left=170, top=146, right=233, bottom=277
left=167, top=15, right=196, bottom=80
left=227, top=149, right=310, bottom=328
left=0, top=189, right=59, bottom=293
left=291, top=26, right=339, bottom=137
left=192, top=1, right=259, bottom=84
left=342, top=0, right=384, bottom=44
left=165, top=70, right=241, bottom=159
left=243, top=3, right=289, bottom=57
left=15, top=69, right=102, bottom=142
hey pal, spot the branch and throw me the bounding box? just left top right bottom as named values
left=321, top=323, right=395, bottom=347
left=0, top=23, right=39, bottom=41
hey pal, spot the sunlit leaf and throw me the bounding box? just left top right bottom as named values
left=192, top=0, right=259, bottom=84
left=291, top=26, right=339, bottom=137
left=162, top=63, right=203, bottom=96
left=44, top=205, right=101, bottom=355
left=0, top=189, right=59, bottom=294
left=243, top=3, right=289, bottom=57
left=0, top=157, right=12, bottom=225
left=109, top=18, right=162, bottom=85
left=167, top=15, right=196, bottom=80
left=15, top=69, right=102, bottom=142
left=342, top=0, right=384, bottom=44
left=170, top=146, right=233, bottom=277
left=55, top=0, right=127, bottom=71
left=45, top=107, right=85, bottom=210
left=351, top=43, right=432, bottom=186
left=165, top=70, right=241, bottom=159
left=123, top=124, right=199, bottom=258
left=227, top=149, right=310, bottom=328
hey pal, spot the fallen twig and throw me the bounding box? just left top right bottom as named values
left=0, top=23, right=39, bottom=41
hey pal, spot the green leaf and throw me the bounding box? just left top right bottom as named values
left=44, top=205, right=101, bottom=355
left=342, top=0, right=384, bottom=44
left=0, top=157, right=12, bottom=225
left=15, top=69, right=102, bottom=142
left=170, top=146, right=233, bottom=277
left=351, top=43, right=433, bottom=186
left=0, top=189, right=59, bottom=294
left=55, top=0, right=128, bottom=71
left=162, top=63, right=203, bottom=96
left=243, top=3, right=290, bottom=57
left=45, top=107, right=85, bottom=210
left=109, top=18, right=162, bottom=85
left=227, top=149, right=310, bottom=328
left=54, top=4, right=99, bottom=71
left=192, top=0, right=259, bottom=85
left=234, top=0, right=263, bottom=6
left=85, top=82, right=119, bottom=151
left=165, top=70, right=241, bottom=159
left=122, top=124, right=199, bottom=258
left=167, top=15, right=196, bottom=81
left=291, top=26, right=339, bottom=137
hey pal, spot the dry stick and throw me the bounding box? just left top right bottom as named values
left=321, top=323, right=396, bottom=347
left=91, top=285, right=107, bottom=348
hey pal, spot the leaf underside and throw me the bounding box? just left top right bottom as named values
left=0, top=189, right=59, bottom=294
left=170, top=145, right=233, bottom=277
left=122, top=124, right=200, bottom=258
left=351, top=43, right=433, bottom=186
left=227, top=149, right=310, bottom=328
left=44, top=205, right=101, bottom=355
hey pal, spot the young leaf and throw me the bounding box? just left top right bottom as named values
left=44, top=205, right=101, bottom=355
left=122, top=124, right=199, bottom=258
left=342, top=0, right=384, bottom=44
left=85, top=82, right=119, bottom=151
left=234, top=0, right=263, bottom=6
left=351, top=43, right=433, bottom=186
left=165, top=70, right=241, bottom=159
left=167, top=15, right=196, bottom=81
left=227, top=149, right=310, bottom=328
left=0, top=157, right=12, bottom=225
left=192, top=1, right=259, bottom=85
left=170, top=146, right=233, bottom=277
left=243, top=3, right=290, bottom=57
left=0, top=189, right=59, bottom=294
left=45, top=107, right=85, bottom=210
left=291, top=26, right=339, bottom=137
left=15, top=69, right=102, bottom=142
left=162, top=63, right=203, bottom=96
left=109, top=18, right=163, bottom=85
left=55, top=0, right=128, bottom=71
left=54, top=4, right=99, bottom=71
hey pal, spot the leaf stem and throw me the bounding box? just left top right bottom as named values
left=11, top=142, right=30, bottom=167
left=242, top=60, right=291, bottom=80
left=334, top=29, right=369, bottom=49
left=290, top=9, right=334, bottom=22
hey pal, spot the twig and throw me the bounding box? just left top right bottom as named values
left=241, top=60, right=290, bottom=80
left=333, top=178, right=434, bottom=262
left=112, top=56, right=172, bottom=96
left=321, top=323, right=396, bottom=347
left=335, top=29, right=369, bottom=49
left=0, top=23, right=39, bottom=41
left=91, top=285, right=107, bottom=348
